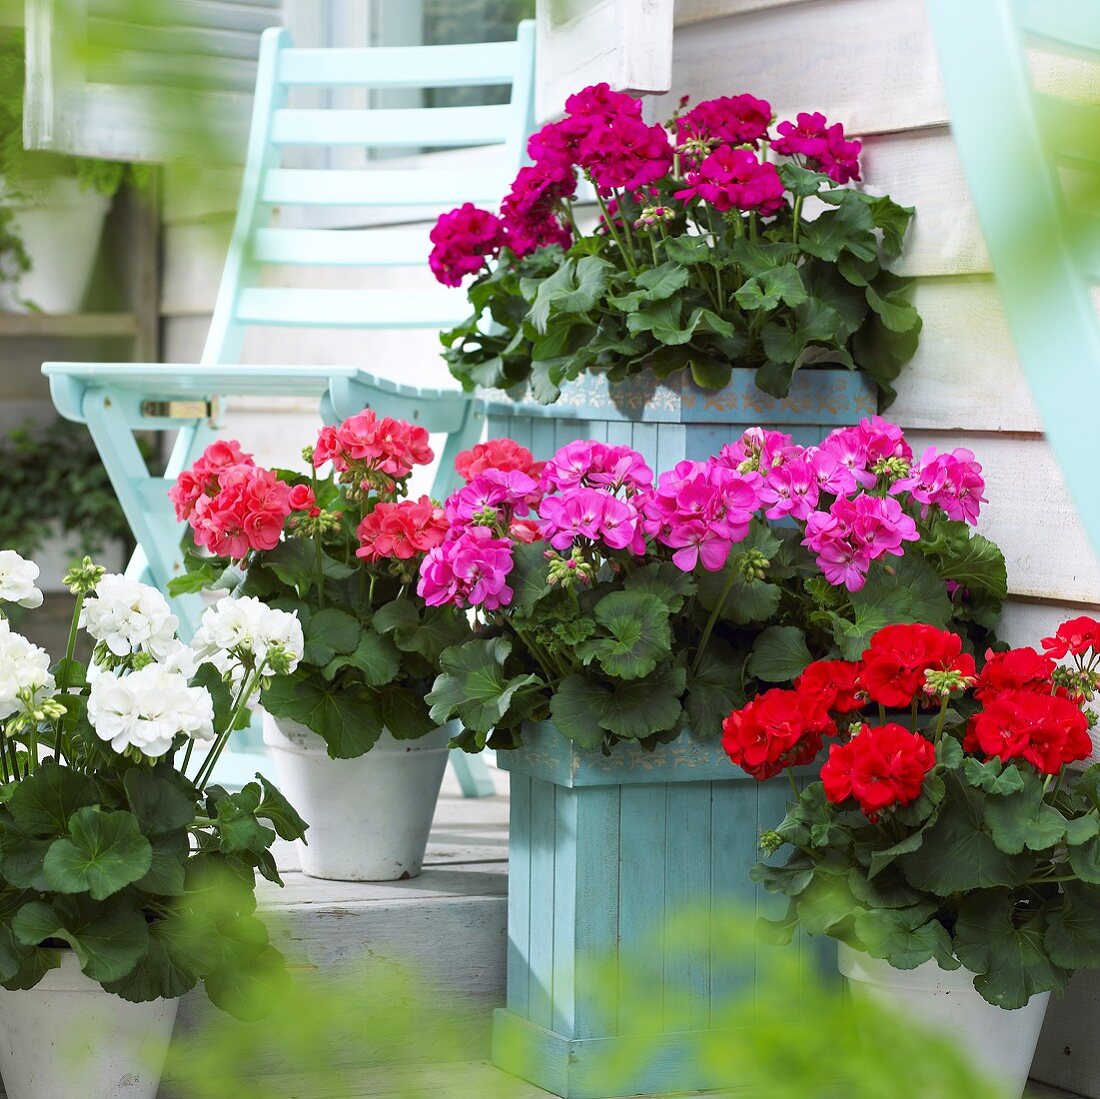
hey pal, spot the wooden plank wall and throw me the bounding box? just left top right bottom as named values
left=158, top=0, right=1100, bottom=647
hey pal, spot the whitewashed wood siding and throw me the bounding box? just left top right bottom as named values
left=159, top=0, right=1100, bottom=641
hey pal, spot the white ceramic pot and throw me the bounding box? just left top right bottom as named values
left=262, top=712, right=452, bottom=881
left=0, top=177, right=112, bottom=313
left=839, top=943, right=1050, bottom=1098
left=0, top=951, right=178, bottom=1099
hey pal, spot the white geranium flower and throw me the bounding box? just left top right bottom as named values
left=0, top=551, right=43, bottom=610
left=81, top=574, right=179, bottom=661
left=161, top=640, right=199, bottom=680
left=88, top=664, right=214, bottom=759
left=192, top=596, right=303, bottom=675
left=0, top=619, right=55, bottom=720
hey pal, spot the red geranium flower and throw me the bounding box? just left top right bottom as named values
left=356, top=496, right=448, bottom=562
left=722, top=689, right=835, bottom=781
left=973, top=646, right=1056, bottom=701
left=455, top=438, right=542, bottom=482
left=820, top=723, right=935, bottom=820
left=794, top=659, right=866, bottom=714
left=964, top=689, right=1092, bottom=774
left=859, top=624, right=976, bottom=709
left=1041, top=616, right=1100, bottom=659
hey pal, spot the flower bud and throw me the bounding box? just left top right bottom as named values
left=733, top=548, right=770, bottom=582
left=759, top=830, right=784, bottom=855
left=64, top=556, right=106, bottom=596
left=923, top=667, right=975, bottom=697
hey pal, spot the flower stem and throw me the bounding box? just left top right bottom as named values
left=52, top=591, right=85, bottom=764
left=192, top=669, right=263, bottom=791
left=0, top=729, right=11, bottom=784
left=786, top=768, right=800, bottom=801
left=595, top=190, right=636, bottom=276
left=792, top=195, right=804, bottom=246
left=691, top=568, right=739, bottom=677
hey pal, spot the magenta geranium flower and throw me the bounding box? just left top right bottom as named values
left=772, top=111, right=862, bottom=184
left=417, top=526, right=515, bottom=611
left=428, top=203, right=504, bottom=287
left=673, top=146, right=785, bottom=215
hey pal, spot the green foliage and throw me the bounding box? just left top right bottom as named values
left=0, top=421, right=136, bottom=566
left=756, top=726, right=1100, bottom=1009
left=443, top=169, right=919, bottom=406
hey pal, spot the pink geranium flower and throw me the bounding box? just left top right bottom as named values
left=540, top=440, right=653, bottom=494
left=674, top=146, right=786, bottom=215
left=417, top=526, right=515, bottom=611
left=892, top=446, right=987, bottom=525
left=772, top=112, right=862, bottom=184
left=760, top=457, right=820, bottom=521
left=428, top=203, right=505, bottom=287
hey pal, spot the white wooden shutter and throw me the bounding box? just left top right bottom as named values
left=535, top=0, right=674, bottom=120
left=23, top=0, right=282, bottom=163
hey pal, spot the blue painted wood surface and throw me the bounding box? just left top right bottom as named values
left=493, top=723, right=821, bottom=1097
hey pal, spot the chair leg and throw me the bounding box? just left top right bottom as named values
left=449, top=749, right=495, bottom=798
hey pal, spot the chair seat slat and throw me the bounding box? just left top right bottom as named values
left=277, top=41, right=520, bottom=88
left=261, top=167, right=512, bottom=206
left=270, top=104, right=512, bottom=147
left=235, top=288, right=470, bottom=328
left=251, top=227, right=430, bottom=266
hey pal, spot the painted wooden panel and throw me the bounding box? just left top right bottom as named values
left=674, top=0, right=816, bottom=26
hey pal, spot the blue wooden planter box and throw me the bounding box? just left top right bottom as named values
left=480, top=366, right=877, bottom=469
left=492, top=723, right=828, bottom=1099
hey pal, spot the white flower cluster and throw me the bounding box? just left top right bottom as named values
left=0, top=551, right=43, bottom=610
left=192, top=597, right=304, bottom=678
left=88, top=664, right=215, bottom=759
left=80, top=574, right=179, bottom=661
left=0, top=619, right=54, bottom=720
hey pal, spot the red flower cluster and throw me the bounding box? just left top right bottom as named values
left=973, top=646, right=1055, bottom=701
left=674, top=146, right=785, bottom=215
left=675, top=94, right=772, bottom=161
left=794, top=659, right=866, bottom=714
left=356, top=495, right=448, bottom=563
left=428, top=203, right=504, bottom=287
left=721, top=688, right=835, bottom=780
left=965, top=691, right=1091, bottom=775
left=455, top=438, right=542, bottom=481
left=859, top=623, right=976, bottom=709
left=820, top=723, right=936, bottom=820
left=314, top=410, right=433, bottom=482
left=170, top=441, right=317, bottom=561
left=1042, top=616, right=1100, bottom=659
left=771, top=111, right=862, bottom=184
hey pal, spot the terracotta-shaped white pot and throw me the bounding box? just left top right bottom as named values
left=839, top=942, right=1049, bottom=1098
left=262, top=712, right=452, bottom=881
left=0, top=951, right=178, bottom=1099
left=0, top=177, right=112, bottom=313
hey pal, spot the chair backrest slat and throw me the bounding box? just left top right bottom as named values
left=251, top=226, right=429, bottom=266
left=235, top=287, right=470, bottom=329
left=260, top=166, right=514, bottom=206
left=269, top=104, right=513, bottom=148
left=276, top=40, right=522, bottom=88
left=1012, top=0, right=1100, bottom=52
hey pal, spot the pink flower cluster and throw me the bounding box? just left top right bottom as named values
left=894, top=446, right=987, bottom=525
left=428, top=203, right=504, bottom=287
left=170, top=440, right=316, bottom=561
left=675, top=94, right=772, bottom=160
left=314, top=409, right=433, bottom=484
left=673, top=145, right=785, bottom=215
left=771, top=111, right=862, bottom=185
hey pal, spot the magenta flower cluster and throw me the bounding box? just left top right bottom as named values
left=417, top=418, right=987, bottom=613
left=428, top=82, right=863, bottom=286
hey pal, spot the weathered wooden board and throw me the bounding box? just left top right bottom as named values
left=1033, top=968, right=1100, bottom=1098
left=674, top=0, right=820, bottom=27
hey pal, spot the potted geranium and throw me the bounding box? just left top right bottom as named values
left=0, top=551, right=306, bottom=1099
left=430, top=84, right=921, bottom=479
left=722, top=618, right=1100, bottom=1099
left=169, top=415, right=470, bottom=882
left=420, top=418, right=1007, bottom=1098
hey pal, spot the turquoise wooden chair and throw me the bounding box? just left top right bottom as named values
left=42, top=22, right=538, bottom=795
left=926, top=0, right=1100, bottom=556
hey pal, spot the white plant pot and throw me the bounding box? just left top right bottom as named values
left=839, top=943, right=1049, bottom=1098
left=262, top=712, right=452, bottom=881
left=0, top=951, right=178, bottom=1099
left=0, top=177, right=112, bottom=313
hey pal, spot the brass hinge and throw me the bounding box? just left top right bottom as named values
left=141, top=398, right=221, bottom=424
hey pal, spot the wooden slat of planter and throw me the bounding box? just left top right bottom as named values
left=528, top=778, right=557, bottom=1030
left=507, top=773, right=532, bottom=1019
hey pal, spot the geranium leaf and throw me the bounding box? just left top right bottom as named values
left=623, top=562, right=696, bottom=614
left=7, top=760, right=98, bottom=837
left=255, top=775, right=309, bottom=843
left=213, top=792, right=277, bottom=858
left=262, top=675, right=384, bottom=758
left=551, top=664, right=686, bottom=744
left=101, top=917, right=201, bottom=1003
left=983, top=774, right=1069, bottom=854
left=303, top=608, right=360, bottom=666
left=962, top=757, right=1025, bottom=796
left=853, top=904, right=957, bottom=970
left=124, top=765, right=196, bottom=837
left=954, top=891, right=1068, bottom=1009
left=866, top=283, right=921, bottom=333
left=42, top=808, right=153, bottom=901
left=136, top=830, right=188, bottom=897
left=379, top=686, right=437, bottom=742
left=322, top=631, right=401, bottom=687
left=684, top=639, right=746, bottom=740
left=508, top=540, right=552, bottom=613
left=1065, top=814, right=1100, bottom=846
left=747, top=626, right=813, bottom=683
left=749, top=852, right=815, bottom=897
left=575, top=591, right=671, bottom=680
left=13, top=896, right=148, bottom=983
left=897, top=774, right=1032, bottom=895
left=1045, top=882, right=1100, bottom=970
left=425, top=637, right=542, bottom=735
left=1069, top=833, right=1100, bottom=883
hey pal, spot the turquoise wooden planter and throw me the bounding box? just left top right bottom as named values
left=492, top=723, right=824, bottom=1098
left=480, top=365, right=877, bottom=468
